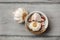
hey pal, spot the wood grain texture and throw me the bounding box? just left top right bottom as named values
left=0, top=4, right=60, bottom=36
left=0, top=0, right=60, bottom=2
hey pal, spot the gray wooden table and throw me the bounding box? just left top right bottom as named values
left=0, top=0, right=60, bottom=40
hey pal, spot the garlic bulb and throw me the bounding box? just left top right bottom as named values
left=13, top=8, right=28, bottom=23
left=29, top=21, right=41, bottom=31
left=31, top=13, right=41, bottom=21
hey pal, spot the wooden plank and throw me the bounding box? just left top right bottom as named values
left=0, top=0, right=60, bottom=2
left=0, top=37, right=59, bottom=40
left=0, top=4, right=60, bottom=36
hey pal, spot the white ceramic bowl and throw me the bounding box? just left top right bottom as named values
left=25, top=11, right=48, bottom=35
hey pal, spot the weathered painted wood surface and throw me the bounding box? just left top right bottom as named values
left=0, top=4, right=60, bottom=36
left=0, top=0, right=60, bottom=40
left=0, top=0, right=60, bottom=2
left=0, top=37, right=60, bottom=40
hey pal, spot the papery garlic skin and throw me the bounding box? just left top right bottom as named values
left=31, top=13, right=41, bottom=21
left=13, top=8, right=28, bottom=23
left=29, top=22, right=41, bottom=31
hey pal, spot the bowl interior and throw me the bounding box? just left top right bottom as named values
left=25, top=11, right=48, bottom=29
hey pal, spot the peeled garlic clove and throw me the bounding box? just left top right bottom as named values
left=41, top=22, right=45, bottom=27
left=41, top=18, right=45, bottom=22
left=13, top=8, right=28, bottom=23
left=31, top=13, right=41, bottom=21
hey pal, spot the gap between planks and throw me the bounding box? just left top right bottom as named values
left=0, top=2, right=59, bottom=4
left=0, top=35, right=60, bottom=37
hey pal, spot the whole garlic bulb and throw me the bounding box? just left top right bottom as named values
left=31, top=13, right=41, bottom=21
left=29, top=21, right=41, bottom=31
left=13, top=8, right=28, bottom=23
